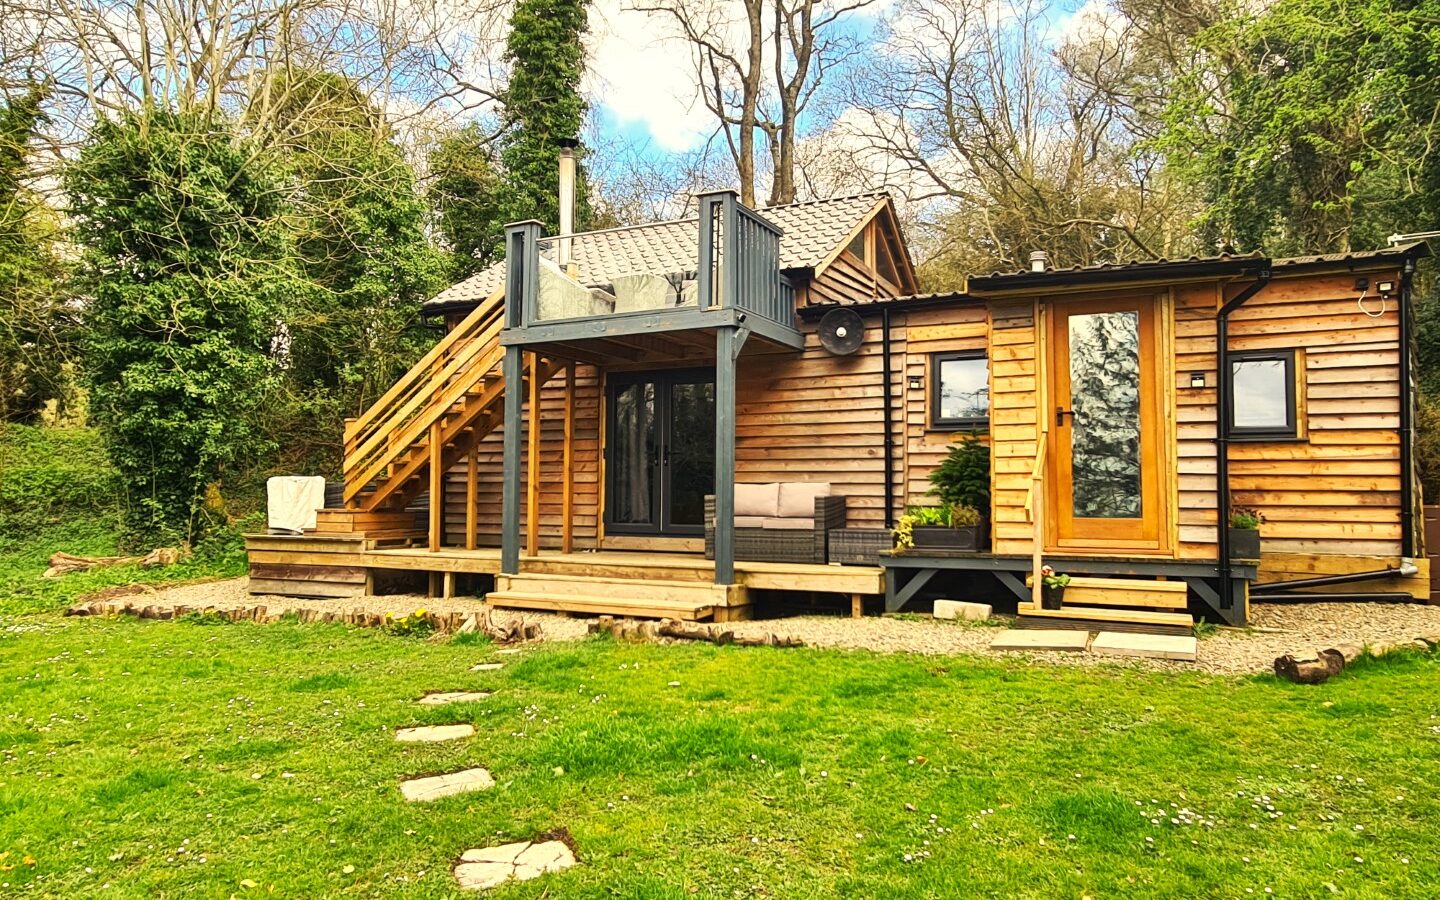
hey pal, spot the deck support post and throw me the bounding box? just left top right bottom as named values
left=562, top=362, right=576, bottom=553
left=714, top=325, right=741, bottom=584
left=500, top=346, right=524, bottom=575
left=465, top=442, right=478, bottom=551
left=427, top=420, right=443, bottom=552
left=526, top=351, right=541, bottom=556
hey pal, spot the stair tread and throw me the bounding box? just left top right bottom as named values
left=503, top=573, right=726, bottom=590
left=1023, top=605, right=1193, bottom=626
left=1063, top=576, right=1187, bottom=592
left=486, top=591, right=715, bottom=619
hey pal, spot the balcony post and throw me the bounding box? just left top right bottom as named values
left=500, top=220, right=540, bottom=575
left=714, top=325, right=739, bottom=585
left=504, top=220, right=542, bottom=328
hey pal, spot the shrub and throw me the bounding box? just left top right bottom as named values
left=929, top=434, right=990, bottom=513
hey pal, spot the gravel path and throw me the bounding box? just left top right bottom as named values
left=111, top=578, right=1440, bottom=676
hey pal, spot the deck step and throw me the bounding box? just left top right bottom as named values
left=484, top=590, right=715, bottom=621
left=1022, top=605, right=1193, bottom=628
left=1062, top=576, right=1189, bottom=611
left=495, top=572, right=734, bottom=605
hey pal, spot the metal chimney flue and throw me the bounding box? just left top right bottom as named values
left=1029, top=250, right=1049, bottom=273
left=557, top=139, right=578, bottom=273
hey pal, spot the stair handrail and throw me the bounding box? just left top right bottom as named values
left=345, top=286, right=504, bottom=448
left=342, top=286, right=505, bottom=504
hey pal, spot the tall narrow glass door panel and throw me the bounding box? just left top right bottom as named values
left=610, top=381, right=656, bottom=527
left=1067, top=311, right=1142, bottom=519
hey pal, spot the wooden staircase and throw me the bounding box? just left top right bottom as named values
left=1020, top=576, right=1194, bottom=634
left=329, top=286, right=558, bottom=525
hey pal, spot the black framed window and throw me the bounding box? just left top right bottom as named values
left=932, top=351, right=989, bottom=429
left=1228, top=349, right=1298, bottom=438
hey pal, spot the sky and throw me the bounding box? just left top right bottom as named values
left=579, top=0, right=1099, bottom=168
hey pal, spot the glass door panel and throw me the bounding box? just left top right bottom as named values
left=1067, top=311, right=1142, bottom=520
left=609, top=380, right=658, bottom=530
left=664, top=380, right=716, bottom=532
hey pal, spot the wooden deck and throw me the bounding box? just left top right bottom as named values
left=245, top=534, right=886, bottom=621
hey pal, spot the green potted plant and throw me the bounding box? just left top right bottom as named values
left=928, top=434, right=991, bottom=550
left=1228, top=506, right=1264, bottom=561
left=893, top=503, right=987, bottom=552
left=1040, top=566, right=1070, bottom=610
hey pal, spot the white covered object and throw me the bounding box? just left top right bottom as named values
left=267, top=476, right=327, bottom=534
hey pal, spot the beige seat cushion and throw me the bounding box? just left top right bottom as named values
left=734, top=516, right=768, bottom=528
left=761, top=517, right=815, bottom=530
left=735, top=483, right=781, bottom=518
left=777, top=482, right=831, bottom=518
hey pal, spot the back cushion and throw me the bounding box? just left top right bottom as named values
left=778, top=482, right=831, bottom=518
left=734, top=482, right=781, bottom=518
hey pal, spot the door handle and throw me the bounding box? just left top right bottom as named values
left=1055, top=406, right=1074, bottom=426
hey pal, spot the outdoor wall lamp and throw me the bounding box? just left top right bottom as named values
left=908, top=375, right=923, bottom=390
left=1190, top=372, right=1206, bottom=388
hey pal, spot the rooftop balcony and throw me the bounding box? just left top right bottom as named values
left=499, top=190, right=803, bottom=365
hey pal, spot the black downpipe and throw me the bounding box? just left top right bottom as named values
left=881, top=307, right=895, bottom=528
left=1216, top=268, right=1273, bottom=611
left=1399, top=258, right=1417, bottom=558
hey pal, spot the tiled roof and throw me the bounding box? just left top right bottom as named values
left=424, top=193, right=888, bottom=309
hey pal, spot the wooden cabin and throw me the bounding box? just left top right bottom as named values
left=245, top=189, right=1430, bottom=631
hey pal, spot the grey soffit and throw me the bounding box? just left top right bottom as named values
left=424, top=193, right=888, bottom=310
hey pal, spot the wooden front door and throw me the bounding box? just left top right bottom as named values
left=1047, top=296, right=1168, bottom=552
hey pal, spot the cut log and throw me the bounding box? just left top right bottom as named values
left=1274, top=649, right=1344, bottom=684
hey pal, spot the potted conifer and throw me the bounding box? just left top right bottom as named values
left=927, top=434, right=991, bottom=551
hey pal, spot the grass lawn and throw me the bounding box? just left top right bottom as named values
left=2, top=618, right=1438, bottom=898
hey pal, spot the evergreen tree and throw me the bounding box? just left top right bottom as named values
left=428, top=122, right=507, bottom=278
left=66, top=110, right=299, bottom=546
left=262, top=70, right=449, bottom=472
left=0, top=85, right=70, bottom=422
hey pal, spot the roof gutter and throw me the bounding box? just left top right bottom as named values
left=966, top=257, right=1264, bottom=293
left=1215, top=266, right=1272, bottom=617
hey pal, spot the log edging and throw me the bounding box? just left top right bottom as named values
left=1273, top=633, right=1440, bottom=684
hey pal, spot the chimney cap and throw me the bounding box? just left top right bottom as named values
left=1029, top=250, right=1049, bottom=273
left=557, top=137, right=579, bottom=151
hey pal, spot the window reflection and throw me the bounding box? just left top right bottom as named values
left=936, top=355, right=989, bottom=424
left=1232, top=357, right=1293, bottom=432
left=1068, top=311, right=1142, bottom=519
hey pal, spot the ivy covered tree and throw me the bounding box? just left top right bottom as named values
left=1156, top=0, right=1440, bottom=254
left=66, top=110, right=301, bottom=546
left=498, top=0, right=594, bottom=233
left=0, top=85, right=71, bottom=422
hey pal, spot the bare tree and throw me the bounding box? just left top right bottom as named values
left=0, top=0, right=510, bottom=164
left=847, top=0, right=1198, bottom=279
left=632, top=0, right=876, bottom=207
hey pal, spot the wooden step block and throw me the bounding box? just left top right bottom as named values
left=313, top=509, right=417, bottom=534
left=485, top=590, right=715, bottom=621
left=1023, top=605, right=1193, bottom=628
left=496, top=573, right=734, bottom=605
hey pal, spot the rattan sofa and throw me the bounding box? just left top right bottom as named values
left=703, top=482, right=847, bottom=564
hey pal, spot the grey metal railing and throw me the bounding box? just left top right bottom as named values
left=697, top=190, right=795, bottom=329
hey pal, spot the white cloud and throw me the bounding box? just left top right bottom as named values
left=584, top=0, right=715, bottom=152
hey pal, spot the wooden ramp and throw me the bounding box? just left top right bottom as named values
left=1020, top=576, right=1194, bottom=635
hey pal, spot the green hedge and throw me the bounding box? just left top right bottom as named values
left=0, top=424, right=122, bottom=549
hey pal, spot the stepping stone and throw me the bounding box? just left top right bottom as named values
left=933, top=599, right=992, bottom=621
left=395, top=724, right=475, bottom=743
left=401, top=767, right=495, bottom=802
left=989, top=629, right=1091, bottom=653
left=453, top=839, right=576, bottom=891
left=470, top=663, right=504, bottom=672
left=418, top=691, right=492, bottom=706
left=1092, top=631, right=1198, bottom=662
